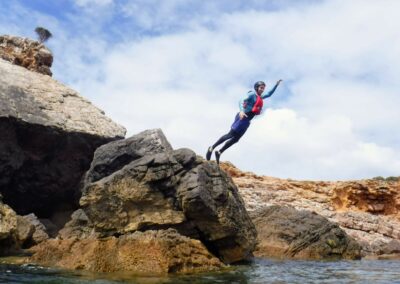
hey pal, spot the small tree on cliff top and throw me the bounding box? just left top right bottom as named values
left=35, top=27, right=52, bottom=43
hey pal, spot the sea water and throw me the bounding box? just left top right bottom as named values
left=1, top=258, right=399, bottom=284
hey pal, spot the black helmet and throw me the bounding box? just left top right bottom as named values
left=254, top=81, right=266, bottom=91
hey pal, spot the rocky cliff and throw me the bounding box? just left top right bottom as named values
left=0, top=36, right=126, bottom=228
left=220, top=162, right=400, bottom=258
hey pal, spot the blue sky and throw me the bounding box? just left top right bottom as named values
left=1, top=0, right=400, bottom=180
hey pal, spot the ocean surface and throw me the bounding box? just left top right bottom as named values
left=1, top=258, right=400, bottom=284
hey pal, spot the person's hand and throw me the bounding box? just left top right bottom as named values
left=239, top=111, right=248, bottom=120
left=277, top=79, right=283, bottom=84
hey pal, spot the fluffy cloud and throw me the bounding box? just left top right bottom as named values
left=237, top=109, right=400, bottom=179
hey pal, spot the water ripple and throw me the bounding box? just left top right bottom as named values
left=0, top=258, right=399, bottom=284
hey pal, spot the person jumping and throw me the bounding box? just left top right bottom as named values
left=206, top=79, right=283, bottom=164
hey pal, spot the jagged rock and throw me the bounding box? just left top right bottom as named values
left=15, top=212, right=78, bottom=249
left=251, top=205, right=361, bottom=260
left=0, top=58, right=126, bottom=218
left=0, top=201, right=19, bottom=255
left=16, top=216, right=35, bottom=246
left=58, top=209, right=98, bottom=240
left=332, top=180, right=399, bottom=215
left=176, top=158, right=257, bottom=263
left=81, top=150, right=188, bottom=235
left=30, top=229, right=224, bottom=274
left=77, top=130, right=257, bottom=264
left=84, top=128, right=173, bottom=185
left=22, top=214, right=49, bottom=244
left=1, top=201, right=50, bottom=252
left=0, top=35, right=53, bottom=76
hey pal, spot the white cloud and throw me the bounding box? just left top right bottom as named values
left=74, top=0, right=113, bottom=7
left=230, top=108, right=400, bottom=179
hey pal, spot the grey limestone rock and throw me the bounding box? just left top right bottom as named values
left=0, top=58, right=126, bottom=217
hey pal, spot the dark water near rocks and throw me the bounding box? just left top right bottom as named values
left=1, top=258, right=400, bottom=284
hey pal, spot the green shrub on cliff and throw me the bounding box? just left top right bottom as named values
left=35, top=27, right=52, bottom=43
left=385, top=176, right=400, bottom=182
left=373, top=176, right=399, bottom=182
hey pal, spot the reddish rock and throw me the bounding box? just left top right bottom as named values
left=220, top=162, right=400, bottom=258
left=0, top=35, right=53, bottom=76
left=30, top=229, right=224, bottom=275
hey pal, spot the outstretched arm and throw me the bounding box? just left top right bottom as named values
left=262, top=79, right=283, bottom=99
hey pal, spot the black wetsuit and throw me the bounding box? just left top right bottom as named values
left=212, top=111, right=255, bottom=153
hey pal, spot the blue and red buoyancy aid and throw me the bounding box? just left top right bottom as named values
left=251, top=95, right=264, bottom=115
left=240, top=81, right=280, bottom=116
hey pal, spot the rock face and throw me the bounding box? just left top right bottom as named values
left=79, top=129, right=257, bottom=263
left=332, top=180, right=399, bottom=215
left=30, top=229, right=224, bottom=274
left=83, top=128, right=173, bottom=185
left=0, top=35, right=53, bottom=76
left=57, top=209, right=97, bottom=240
left=0, top=57, right=126, bottom=219
left=31, top=129, right=257, bottom=273
left=334, top=211, right=400, bottom=256
left=220, top=162, right=400, bottom=258
left=251, top=205, right=361, bottom=259
left=20, top=214, right=50, bottom=245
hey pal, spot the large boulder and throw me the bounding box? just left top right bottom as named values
left=83, top=128, right=173, bottom=185
left=251, top=205, right=361, bottom=260
left=47, top=129, right=257, bottom=267
left=30, top=229, right=224, bottom=274
left=0, top=58, right=126, bottom=218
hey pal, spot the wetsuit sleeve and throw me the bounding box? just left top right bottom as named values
left=239, top=93, right=254, bottom=112
left=262, top=82, right=280, bottom=99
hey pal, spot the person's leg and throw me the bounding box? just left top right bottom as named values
left=206, top=130, right=235, bottom=160
left=207, top=112, right=242, bottom=161
left=219, top=135, right=240, bottom=153
left=212, top=131, right=236, bottom=149
left=219, top=130, right=244, bottom=153
left=215, top=130, right=245, bottom=164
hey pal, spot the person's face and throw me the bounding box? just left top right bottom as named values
left=257, top=85, right=265, bottom=95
